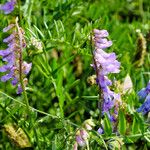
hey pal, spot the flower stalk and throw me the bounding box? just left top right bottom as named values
left=15, top=17, right=30, bottom=112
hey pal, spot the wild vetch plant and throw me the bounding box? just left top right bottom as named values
left=0, top=0, right=150, bottom=149
left=0, top=1, right=31, bottom=117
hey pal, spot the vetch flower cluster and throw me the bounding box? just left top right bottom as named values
left=0, top=0, right=16, bottom=14
left=73, top=119, right=95, bottom=150
left=74, top=129, right=89, bottom=150
left=137, top=81, right=150, bottom=115
left=92, top=29, right=120, bottom=121
left=0, top=18, right=32, bottom=94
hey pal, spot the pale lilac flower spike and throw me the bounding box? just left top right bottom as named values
left=0, top=0, right=16, bottom=14
left=92, top=29, right=120, bottom=121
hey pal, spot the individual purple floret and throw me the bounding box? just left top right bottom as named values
left=97, top=127, right=104, bottom=134
left=137, top=94, right=150, bottom=115
left=92, top=29, right=120, bottom=120
left=0, top=0, right=16, bottom=14
left=0, top=21, right=32, bottom=94
left=3, top=24, right=15, bottom=32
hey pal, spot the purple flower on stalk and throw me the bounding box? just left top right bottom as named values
left=137, top=81, right=150, bottom=115
left=138, top=81, right=150, bottom=100
left=0, top=0, right=16, bottom=14
left=137, top=94, right=150, bottom=115
left=92, top=29, right=120, bottom=120
left=0, top=21, right=32, bottom=94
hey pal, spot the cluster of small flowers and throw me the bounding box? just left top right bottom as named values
left=0, top=1, right=32, bottom=94
left=0, top=0, right=16, bottom=14
left=30, top=37, right=43, bottom=50
left=137, top=81, right=150, bottom=115
left=74, top=129, right=89, bottom=150
left=92, top=29, right=120, bottom=121
left=74, top=119, right=95, bottom=150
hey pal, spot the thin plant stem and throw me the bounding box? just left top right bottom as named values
left=17, top=0, right=23, bottom=26
left=0, top=91, right=79, bottom=128
left=15, top=17, right=30, bottom=113
left=90, top=31, right=103, bottom=125
left=86, top=140, right=90, bottom=150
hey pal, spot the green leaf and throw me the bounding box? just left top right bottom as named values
left=132, top=115, right=139, bottom=134
left=124, top=137, right=134, bottom=144
left=55, top=71, right=65, bottom=118
left=52, top=54, right=78, bottom=75
left=65, top=79, right=80, bottom=91
left=134, top=112, right=145, bottom=133
left=33, top=25, right=45, bottom=39
left=104, top=113, right=112, bottom=136
left=81, top=96, right=98, bottom=101
left=118, top=109, right=126, bottom=135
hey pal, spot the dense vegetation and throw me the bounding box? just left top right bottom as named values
left=0, top=0, right=150, bottom=149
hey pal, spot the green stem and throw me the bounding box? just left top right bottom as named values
left=0, top=90, right=57, bottom=119
left=86, top=140, right=90, bottom=150
left=0, top=90, right=79, bottom=128
left=125, top=132, right=150, bottom=138
left=98, top=90, right=103, bottom=125
left=17, top=0, right=23, bottom=26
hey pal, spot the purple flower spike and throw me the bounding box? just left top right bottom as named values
left=137, top=94, right=150, bottom=115
left=137, top=81, right=150, bottom=115
left=0, top=0, right=16, bottom=14
left=138, top=81, right=150, bottom=100
left=0, top=19, right=31, bottom=94
left=92, top=29, right=121, bottom=121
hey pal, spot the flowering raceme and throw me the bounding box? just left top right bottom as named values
left=92, top=29, right=120, bottom=121
left=137, top=81, right=150, bottom=115
left=0, top=20, right=32, bottom=94
left=0, top=0, right=16, bottom=14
